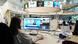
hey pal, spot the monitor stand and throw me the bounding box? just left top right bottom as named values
left=29, top=30, right=38, bottom=36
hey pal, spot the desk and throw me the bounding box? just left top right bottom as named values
left=19, top=30, right=44, bottom=42
left=65, top=35, right=78, bottom=43
left=20, top=30, right=64, bottom=44
left=68, top=35, right=78, bottom=43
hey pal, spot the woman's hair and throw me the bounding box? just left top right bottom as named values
left=10, top=17, right=21, bottom=35
left=0, top=23, right=13, bottom=44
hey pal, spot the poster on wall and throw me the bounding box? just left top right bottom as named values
left=37, top=1, right=44, bottom=7
left=44, top=1, right=53, bottom=7
left=28, top=1, right=37, bottom=8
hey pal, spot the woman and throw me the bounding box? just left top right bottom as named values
left=10, top=17, right=36, bottom=44
left=10, top=17, right=21, bottom=44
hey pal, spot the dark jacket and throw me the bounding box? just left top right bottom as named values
left=0, top=23, right=13, bottom=44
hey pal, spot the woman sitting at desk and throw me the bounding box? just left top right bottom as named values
left=10, top=17, right=22, bottom=44
left=10, top=17, right=36, bottom=44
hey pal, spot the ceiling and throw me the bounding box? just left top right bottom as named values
left=0, top=0, right=7, bottom=6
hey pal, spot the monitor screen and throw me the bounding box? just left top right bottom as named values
left=28, top=1, right=37, bottom=8
left=24, top=18, right=41, bottom=30
left=53, top=1, right=60, bottom=8
left=23, top=18, right=50, bottom=30
left=44, top=1, right=53, bottom=7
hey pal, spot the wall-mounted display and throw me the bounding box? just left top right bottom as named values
left=27, top=1, right=62, bottom=9
left=28, top=1, right=37, bottom=8
left=37, top=1, right=44, bottom=7
left=53, top=1, right=61, bottom=8
left=44, top=1, right=53, bottom=7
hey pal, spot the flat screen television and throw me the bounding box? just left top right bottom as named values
left=28, top=1, right=37, bottom=8
left=44, top=1, right=53, bottom=7
left=23, top=18, right=50, bottom=30
left=53, top=1, right=60, bottom=8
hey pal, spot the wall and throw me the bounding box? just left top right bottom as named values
left=0, top=6, right=7, bottom=23
left=0, top=1, right=25, bottom=23
left=0, top=2, right=11, bottom=23
left=4, top=10, right=11, bottom=26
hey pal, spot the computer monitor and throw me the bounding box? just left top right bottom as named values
left=23, top=18, right=41, bottom=30
left=23, top=18, right=50, bottom=31
left=53, top=1, right=60, bottom=8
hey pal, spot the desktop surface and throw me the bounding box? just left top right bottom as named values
left=19, top=30, right=63, bottom=44
left=66, top=35, right=78, bottom=43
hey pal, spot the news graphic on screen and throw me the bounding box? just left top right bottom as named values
left=40, top=18, right=50, bottom=30
left=44, top=1, right=53, bottom=7
left=28, top=1, right=37, bottom=8
left=53, top=1, right=61, bottom=8
left=23, top=18, right=50, bottom=30
left=24, top=18, right=41, bottom=30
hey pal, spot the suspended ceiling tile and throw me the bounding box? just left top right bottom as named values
left=0, top=0, right=7, bottom=6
